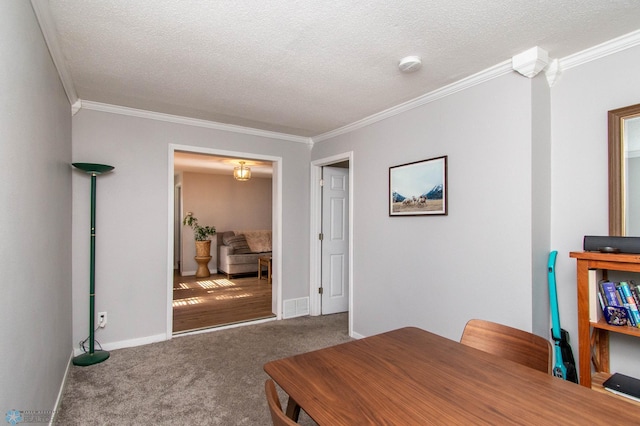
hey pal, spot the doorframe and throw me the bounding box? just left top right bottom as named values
left=174, top=183, right=182, bottom=270
left=166, top=143, right=283, bottom=338
left=310, top=151, right=354, bottom=335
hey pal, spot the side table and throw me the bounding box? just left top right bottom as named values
left=258, top=256, right=272, bottom=284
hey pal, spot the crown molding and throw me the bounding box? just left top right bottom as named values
left=79, top=101, right=312, bottom=144
left=512, top=46, right=549, bottom=78
left=31, top=1, right=309, bottom=145
left=560, top=29, right=640, bottom=70
left=30, top=0, right=78, bottom=106
left=314, top=30, right=640, bottom=143
left=312, top=60, right=513, bottom=143
left=71, top=100, right=82, bottom=115
left=544, top=59, right=562, bottom=87
left=31, top=0, right=640, bottom=145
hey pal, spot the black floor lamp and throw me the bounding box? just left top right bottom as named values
left=72, top=162, right=114, bottom=366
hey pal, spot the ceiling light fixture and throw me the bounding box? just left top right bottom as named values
left=233, top=161, right=251, bottom=181
left=398, top=56, right=422, bottom=73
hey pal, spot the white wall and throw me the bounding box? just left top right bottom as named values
left=0, top=2, right=72, bottom=415
left=551, top=44, right=640, bottom=377
left=530, top=75, right=552, bottom=338
left=71, top=109, right=310, bottom=349
left=180, top=171, right=272, bottom=274
left=313, top=40, right=640, bottom=378
left=312, top=72, right=541, bottom=339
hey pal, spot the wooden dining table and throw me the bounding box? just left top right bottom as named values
left=264, top=326, right=640, bottom=424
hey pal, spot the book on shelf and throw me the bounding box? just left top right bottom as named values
left=589, top=269, right=604, bottom=322
left=600, top=281, right=623, bottom=307
left=630, top=281, right=640, bottom=307
left=619, top=282, right=640, bottom=327
left=597, top=279, right=640, bottom=328
left=616, top=283, right=636, bottom=326
left=603, top=373, right=640, bottom=403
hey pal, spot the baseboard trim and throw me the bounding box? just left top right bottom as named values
left=49, top=350, right=74, bottom=425
left=73, top=333, right=168, bottom=356
left=351, top=330, right=365, bottom=340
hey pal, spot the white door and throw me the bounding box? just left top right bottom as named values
left=321, top=166, right=349, bottom=314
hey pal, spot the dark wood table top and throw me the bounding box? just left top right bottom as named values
left=264, top=327, right=640, bottom=425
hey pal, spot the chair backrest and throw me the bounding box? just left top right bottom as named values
left=265, top=379, right=298, bottom=426
left=460, top=319, right=552, bottom=374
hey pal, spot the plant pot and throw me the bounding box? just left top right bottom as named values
left=195, top=240, right=211, bottom=257
left=195, top=255, right=212, bottom=278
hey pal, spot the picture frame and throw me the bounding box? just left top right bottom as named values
left=389, top=155, right=447, bottom=216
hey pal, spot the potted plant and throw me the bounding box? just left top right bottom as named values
left=183, top=212, right=216, bottom=257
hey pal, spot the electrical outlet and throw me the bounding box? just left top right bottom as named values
left=98, top=312, right=107, bottom=328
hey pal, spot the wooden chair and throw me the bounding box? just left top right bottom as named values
left=265, top=379, right=298, bottom=425
left=460, top=319, right=552, bottom=374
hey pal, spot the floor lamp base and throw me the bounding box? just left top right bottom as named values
left=72, top=350, right=110, bottom=366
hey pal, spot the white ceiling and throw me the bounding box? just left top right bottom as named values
left=36, top=1, right=640, bottom=139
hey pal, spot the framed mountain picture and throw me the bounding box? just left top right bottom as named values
left=389, top=155, right=447, bottom=216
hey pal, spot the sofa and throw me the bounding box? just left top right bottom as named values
left=217, top=230, right=272, bottom=278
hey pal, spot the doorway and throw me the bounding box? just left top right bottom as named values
left=310, top=152, right=353, bottom=333
left=167, top=144, right=283, bottom=336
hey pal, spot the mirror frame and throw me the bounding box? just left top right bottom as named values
left=609, top=103, right=640, bottom=236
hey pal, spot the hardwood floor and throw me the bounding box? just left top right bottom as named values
left=172, top=271, right=275, bottom=334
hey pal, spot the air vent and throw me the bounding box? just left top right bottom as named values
left=283, top=297, right=309, bottom=319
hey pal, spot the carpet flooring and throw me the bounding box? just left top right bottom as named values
left=55, top=313, right=351, bottom=425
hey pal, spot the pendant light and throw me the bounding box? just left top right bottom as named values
left=234, top=161, right=251, bottom=181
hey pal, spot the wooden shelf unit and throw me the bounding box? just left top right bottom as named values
left=570, top=251, right=640, bottom=390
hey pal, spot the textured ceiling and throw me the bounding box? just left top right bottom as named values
left=42, top=0, right=640, bottom=138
